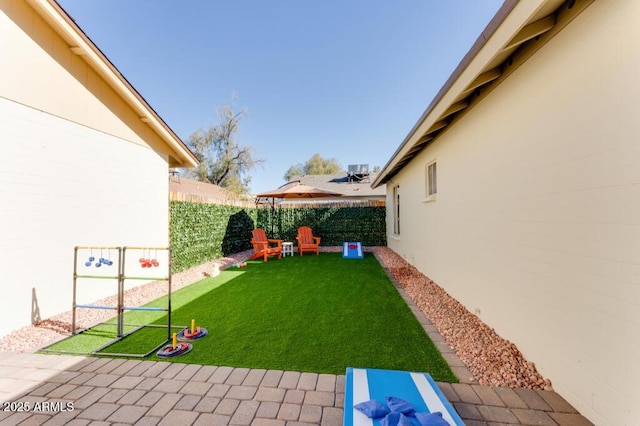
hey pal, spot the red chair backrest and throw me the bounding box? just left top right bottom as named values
left=297, top=227, right=315, bottom=244
left=252, top=228, right=267, bottom=242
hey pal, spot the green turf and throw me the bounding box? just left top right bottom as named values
left=42, top=270, right=241, bottom=355
left=43, top=253, right=457, bottom=381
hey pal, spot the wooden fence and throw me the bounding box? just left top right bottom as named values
left=170, top=191, right=385, bottom=209
left=169, top=191, right=255, bottom=207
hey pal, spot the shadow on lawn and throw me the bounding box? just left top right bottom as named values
left=110, top=254, right=458, bottom=381
left=44, top=254, right=457, bottom=382
left=38, top=268, right=248, bottom=357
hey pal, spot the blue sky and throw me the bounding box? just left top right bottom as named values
left=58, top=0, right=503, bottom=194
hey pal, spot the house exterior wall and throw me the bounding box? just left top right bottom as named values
left=386, top=1, right=640, bottom=424
left=0, top=0, right=172, bottom=160
left=0, top=2, right=171, bottom=337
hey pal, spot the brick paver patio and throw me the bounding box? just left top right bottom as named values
left=0, top=259, right=594, bottom=425
left=0, top=351, right=593, bottom=425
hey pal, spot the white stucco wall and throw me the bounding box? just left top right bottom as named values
left=387, top=1, right=640, bottom=424
left=0, top=2, right=172, bottom=337
left=0, top=98, right=170, bottom=338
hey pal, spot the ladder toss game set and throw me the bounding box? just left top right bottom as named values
left=46, top=245, right=465, bottom=423
left=41, top=246, right=206, bottom=358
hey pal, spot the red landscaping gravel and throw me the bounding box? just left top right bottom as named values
left=370, top=246, right=551, bottom=390
left=0, top=246, right=549, bottom=390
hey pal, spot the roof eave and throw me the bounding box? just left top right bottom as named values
left=372, top=0, right=594, bottom=188
left=26, top=0, right=199, bottom=169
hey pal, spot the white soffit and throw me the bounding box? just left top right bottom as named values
left=373, top=0, right=593, bottom=188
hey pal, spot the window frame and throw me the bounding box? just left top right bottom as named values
left=424, top=160, right=437, bottom=202
left=392, top=184, right=400, bottom=235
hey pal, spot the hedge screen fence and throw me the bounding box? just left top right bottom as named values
left=170, top=201, right=386, bottom=272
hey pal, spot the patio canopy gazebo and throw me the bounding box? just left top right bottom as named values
left=255, top=181, right=342, bottom=234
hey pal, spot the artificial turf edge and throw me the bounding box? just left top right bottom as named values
left=41, top=253, right=458, bottom=383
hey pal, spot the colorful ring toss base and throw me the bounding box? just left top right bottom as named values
left=177, top=327, right=208, bottom=341
left=156, top=342, right=192, bottom=358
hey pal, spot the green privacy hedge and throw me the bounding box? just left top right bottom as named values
left=259, top=206, right=387, bottom=246
left=170, top=202, right=258, bottom=272
left=170, top=201, right=386, bottom=272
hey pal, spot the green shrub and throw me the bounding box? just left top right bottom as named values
left=170, top=201, right=386, bottom=272
left=170, top=202, right=258, bottom=272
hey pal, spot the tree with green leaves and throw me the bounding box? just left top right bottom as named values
left=284, top=153, right=342, bottom=182
left=186, top=102, right=262, bottom=195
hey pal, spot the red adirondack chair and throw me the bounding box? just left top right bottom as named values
left=250, top=229, right=283, bottom=262
left=296, top=226, right=321, bottom=256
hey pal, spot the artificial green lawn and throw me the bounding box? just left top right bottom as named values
left=43, top=253, right=457, bottom=382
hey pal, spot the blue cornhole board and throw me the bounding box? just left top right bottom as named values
left=343, top=242, right=364, bottom=259
left=344, top=367, right=465, bottom=426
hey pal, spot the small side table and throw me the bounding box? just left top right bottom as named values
left=282, top=242, right=294, bottom=257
